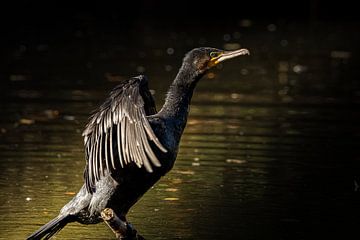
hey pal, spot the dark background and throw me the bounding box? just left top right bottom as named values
left=1, top=0, right=359, bottom=23
left=0, top=0, right=359, bottom=84
left=1, top=0, right=359, bottom=44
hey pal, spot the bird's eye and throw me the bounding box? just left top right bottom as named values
left=210, top=52, right=220, bottom=58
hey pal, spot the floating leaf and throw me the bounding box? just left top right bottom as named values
left=171, top=178, right=183, bottom=184
left=226, top=159, right=247, bottom=164
left=19, top=119, right=35, bottom=125
left=165, top=188, right=178, bottom=192
left=176, top=170, right=195, bottom=175
left=63, top=115, right=75, bottom=121
left=164, top=198, right=179, bottom=201
left=64, top=192, right=76, bottom=196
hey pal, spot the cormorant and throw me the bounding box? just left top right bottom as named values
left=27, top=47, right=249, bottom=239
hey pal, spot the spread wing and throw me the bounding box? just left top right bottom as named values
left=82, top=75, right=167, bottom=193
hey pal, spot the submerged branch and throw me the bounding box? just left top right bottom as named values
left=101, top=208, right=145, bottom=240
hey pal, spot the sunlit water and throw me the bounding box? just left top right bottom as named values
left=0, top=22, right=359, bottom=240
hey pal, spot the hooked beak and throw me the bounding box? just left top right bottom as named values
left=209, top=48, right=250, bottom=67
left=217, top=48, right=250, bottom=63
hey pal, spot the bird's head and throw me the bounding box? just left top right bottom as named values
left=183, top=47, right=250, bottom=76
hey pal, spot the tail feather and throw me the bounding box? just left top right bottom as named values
left=27, top=215, right=73, bottom=240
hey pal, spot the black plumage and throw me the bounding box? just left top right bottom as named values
left=27, top=47, right=249, bottom=239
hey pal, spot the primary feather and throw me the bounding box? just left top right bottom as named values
left=82, top=75, right=167, bottom=193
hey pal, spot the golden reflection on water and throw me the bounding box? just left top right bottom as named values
left=0, top=87, right=276, bottom=239
left=0, top=81, right=355, bottom=239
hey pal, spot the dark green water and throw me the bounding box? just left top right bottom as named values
left=0, top=22, right=359, bottom=239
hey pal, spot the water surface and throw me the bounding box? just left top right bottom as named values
left=0, top=22, right=359, bottom=239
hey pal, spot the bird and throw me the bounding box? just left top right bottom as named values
left=27, top=47, right=250, bottom=239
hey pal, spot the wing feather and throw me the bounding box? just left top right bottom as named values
left=116, top=123, right=123, bottom=168
left=82, top=76, right=167, bottom=193
left=104, top=131, right=110, bottom=173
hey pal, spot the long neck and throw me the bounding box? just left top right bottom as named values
left=159, top=63, right=200, bottom=123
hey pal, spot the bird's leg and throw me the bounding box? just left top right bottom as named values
left=101, top=208, right=145, bottom=240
